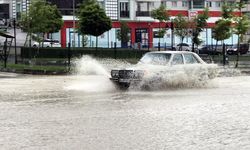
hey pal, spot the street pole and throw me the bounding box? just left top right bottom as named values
left=73, top=0, right=76, bottom=48
left=171, top=21, right=174, bottom=50
left=158, top=22, right=160, bottom=51
left=14, top=19, right=17, bottom=64
left=68, top=42, right=71, bottom=71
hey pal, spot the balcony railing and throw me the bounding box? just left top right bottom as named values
left=193, top=5, right=205, bottom=9
left=136, top=11, right=151, bottom=17
left=120, top=11, right=129, bottom=18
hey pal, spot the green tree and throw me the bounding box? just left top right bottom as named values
left=20, top=0, right=63, bottom=47
left=212, top=2, right=234, bottom=55
left=234, top=15, right=250, bottom=45
left=234, top=0, right=250, bottom=67
left=173, top=14, right=190, bottom=50
left=151, top=4, right=169, bottom=49
left=117, top=21, right=130, bottom=48
left=192, top=8, right=209, bottom=51
left=78, top=0, right=112, bottom=50
left=221, top=2, right=235, bottom=19
left=212, top=19, right=232, bottom=42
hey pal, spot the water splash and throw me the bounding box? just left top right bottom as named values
left=72, top=55, right=110, bottom=76
left=69, top=55, right=221, bottom=91
left=66, top=55, right=131, bottom=92
left=72, top=55, right=131, bottom=76
left=217, top=67, right=242, bottom=77
left=129, top=63, right=219, bottom=90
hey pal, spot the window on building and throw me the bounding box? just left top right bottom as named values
left=172, top=1, right=177, bottom=7
left=0, top=4, right=10, bottom=19
left=161, top=1, right=166, bottom=7
left=120, top=2, right=129, bottom=18
left=193, top=0, right=205, bottom=9
left=182, top=1, right=188, bottom=7
left=136, top=2, right=154, bottom=17
left=206, top=1, right=212, bottom=8
left=16, top=2, right=22, bottom=20
left=215, top=1, right=221, bottom=7
left=46, top=0, right=83, bottom=15
left=105, top=0, right=118, bottom=20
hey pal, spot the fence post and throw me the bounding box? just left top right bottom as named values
left=68, top=42, right=71, bottom=71
left=223, top=43, right=226, bottom=66
left=3, top=40, right=7, bottom=68
left=114, top=42, right=117, bottom=59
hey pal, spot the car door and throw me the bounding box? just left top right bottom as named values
left=171, top=54, right=184, bottom=65
left=183, top=53, right=201, bottom=65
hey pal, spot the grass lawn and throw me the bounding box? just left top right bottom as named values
left=0, top=63, right=68, bottom=72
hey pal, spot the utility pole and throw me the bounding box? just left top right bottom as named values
left=171, top=21, right=174, bottom=50
left=73, top=0, right=76, bottom=48
left=14, top=19, right=17, bottom=64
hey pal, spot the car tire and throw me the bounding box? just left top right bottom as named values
left=118, top=83, right=130, bottom=90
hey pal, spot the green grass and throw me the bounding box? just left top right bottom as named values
left=0, top=63, right=68, bottom=72
left=210, top=55, right=250, bottom=62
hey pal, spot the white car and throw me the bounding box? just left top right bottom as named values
left=110, top=51, right=217, bottom=89
left=173, top=43, right=191, bottom=51
left=33, top=39, right=61, bottom=48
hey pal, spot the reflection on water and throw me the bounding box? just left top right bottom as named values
left=0, top=56, right=250, bottom=149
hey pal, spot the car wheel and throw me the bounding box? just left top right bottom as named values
left=118, top=83, right=130, bottom=90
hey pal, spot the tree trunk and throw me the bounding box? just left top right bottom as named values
left=236, top=35, right=240, bottom=68
left=24, top=33, right=29, bottom=47
left=42, top=33, right=45, bottom=48
left=95, top=36, right=98, bottom=56
left=179, top=37, right=184, bottom=51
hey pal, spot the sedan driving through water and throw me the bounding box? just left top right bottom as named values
left=110, top=51, right=217, bottom=90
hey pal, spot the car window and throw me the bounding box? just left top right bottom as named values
left=140, top=53, right=171, bottom=65
left=177, top=43, right=189, bottom=47
left=172, top=54, right=184, bottom=65
left=184, top=53, right=199, bottom=64
left=43, top=39, right=59, bottom=43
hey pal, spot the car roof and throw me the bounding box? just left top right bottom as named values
left=146, top=51, right=195, bottom=54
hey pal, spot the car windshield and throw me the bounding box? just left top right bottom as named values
left=177, top=43, right=189, bottom=46
left=139, top=53, right=171, bottom=65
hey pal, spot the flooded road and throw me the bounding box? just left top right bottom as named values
left=0, top=74, right=250, bottom=150
left=1, top=56, right=250, bottom=150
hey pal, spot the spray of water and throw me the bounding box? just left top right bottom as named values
left=217, top=67, right=242, bottom=77
left=71, top=55, right=131, bottom=76
left=72, top=55, right=110, bottom=76
left=65, top=55, right=132, bottom=92
left=67, top=55, right=245, bottom=92
left=129, top=63, right=219, bottom=90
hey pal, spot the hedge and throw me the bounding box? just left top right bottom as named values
left=20, top=47, right=149, bottom=59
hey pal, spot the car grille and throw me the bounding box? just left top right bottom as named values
left=118, top=70, right=143, bottom=79
left=119, top=70, right=133, bottom=79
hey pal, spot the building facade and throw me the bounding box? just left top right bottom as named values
left=59, top=0, right=245, bottom=48
left=0, top=0, right=30, bottom=29
left=1, top=0, right=247, bottom=48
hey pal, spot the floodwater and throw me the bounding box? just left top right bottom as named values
left=1, top=56, right=250, bottom=150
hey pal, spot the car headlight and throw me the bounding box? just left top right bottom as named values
left=133, top=70, right=145, bottom=79
left=111, top=70, right=119, bottom=78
